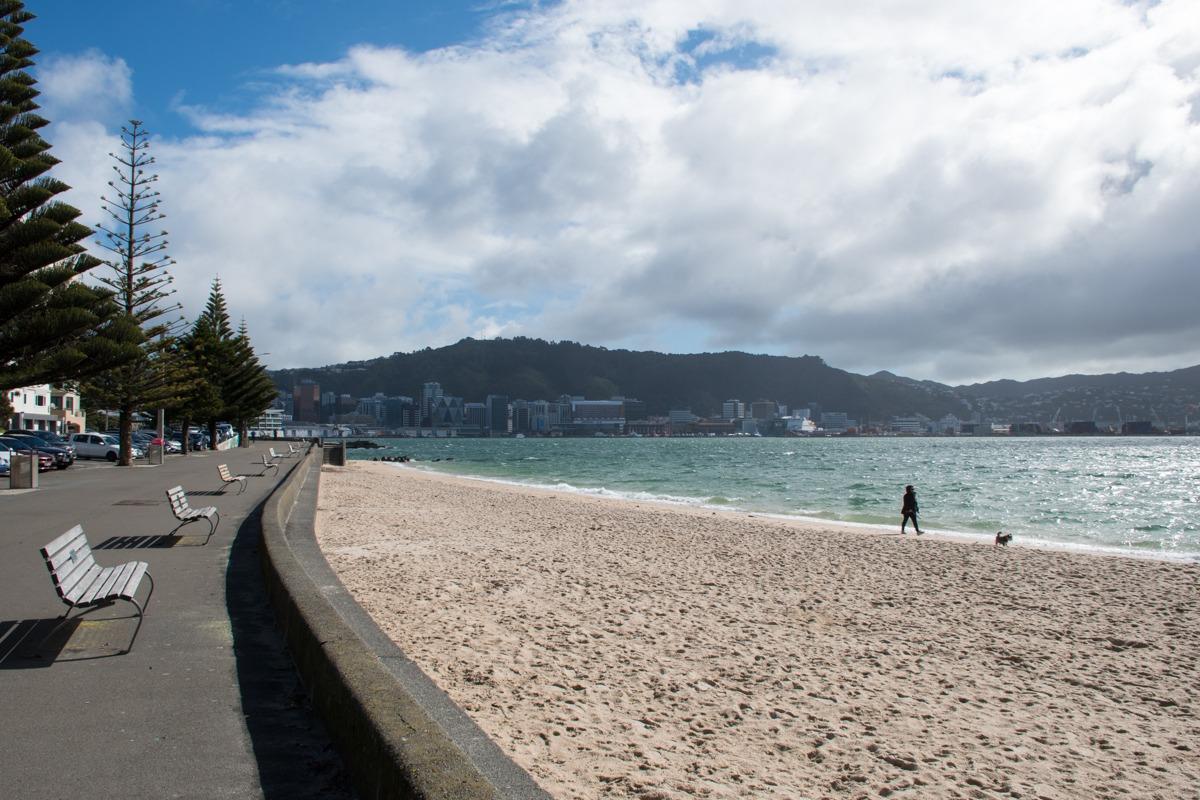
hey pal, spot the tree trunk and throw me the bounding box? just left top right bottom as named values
left=180, top=415, right=191, bottom=454
left=119, top=407, right=134, bottom=466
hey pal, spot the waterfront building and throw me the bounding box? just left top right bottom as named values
left=463, top=402, right=486, bottom=435
left=618, top=397, right=647, bottom=421
left=511, top=399, right=530, bottom=433
left=750, top=400, right=779, bottom=421
left=938, top=414, right=962, bottom=434
left=819, top=411, right=854, bottom=432
left=431, top=396, right=465, bottom=428
left=567, top=399, right=625, bottom=435
left=422, top=381, right=443, bottom=426
left=253, top=407, right=284, bottom=434
left=722, top=399, right=745, bottom=420
left=891, top=414, right=931, bottom=434
left=385, top=396, right=417, bottom=427
left=293, top=379, right=321, bottom=423
left=668, top=409, right=698, bottom=435
left=528, top=400, right=550, bottom=433
left=485, top=394, right=510, bottom=435
left=626, top=417, right=670, bottom=436
left=356, top=393, right=389, bottom=422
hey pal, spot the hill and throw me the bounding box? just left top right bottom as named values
left=269, top=337, right=1200, bottom=425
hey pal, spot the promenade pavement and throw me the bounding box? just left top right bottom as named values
left=0, top=442, right=355, bottom=799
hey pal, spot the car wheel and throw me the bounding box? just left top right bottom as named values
left=106, top=451, right=118, bottom=462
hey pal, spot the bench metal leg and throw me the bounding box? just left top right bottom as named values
left=169, top=515, right=217, bottom=544
left=124, top=573, right=154, bottom=653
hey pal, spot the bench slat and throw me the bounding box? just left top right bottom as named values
left=60, top=565, right=104, bottom=604
left=46, top=541, right=96, bottom=582
left=41, top=526, right=86, bottom=561
left=79, top=561, right=146, bottom=605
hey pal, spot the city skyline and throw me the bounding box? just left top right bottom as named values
left=29, top=0, right=1200, bottom=385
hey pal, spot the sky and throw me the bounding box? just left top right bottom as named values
left=25, top=0, right=1200, bottom=385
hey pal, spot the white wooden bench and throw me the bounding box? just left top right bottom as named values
left=217, top=463, right=247, bottom=494
left=40, top=525, right=154, bottom=652
left=268, top=447, right=286, bottom=461
left=166, top=485, right=219, bottom=540
left=255, top=453, right=279, bottom=476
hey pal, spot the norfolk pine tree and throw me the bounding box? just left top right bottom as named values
left=0, top=1, right=139, bottom=419
left=226, top=318, right=277, bottom=444
left=179, top=281, right=274, bottom=448
left=85, top=120, right=193, bottom=465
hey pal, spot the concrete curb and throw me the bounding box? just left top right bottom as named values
left=260, top=452, right=551, bottom=800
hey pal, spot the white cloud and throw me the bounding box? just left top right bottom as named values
left=41, top=0, right=1200, bottom=384
left=36, top=50, right=132, bottom=124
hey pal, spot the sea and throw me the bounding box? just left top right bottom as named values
left=348, top=436, right=1200, bottom=561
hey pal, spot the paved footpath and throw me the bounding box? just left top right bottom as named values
left=0, top=443, right=355, bottom=799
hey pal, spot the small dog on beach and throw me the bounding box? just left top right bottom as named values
left=995, top=531, right=1013, bottom=547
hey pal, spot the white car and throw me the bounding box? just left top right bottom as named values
left=70, top=432, right=144, bottom=461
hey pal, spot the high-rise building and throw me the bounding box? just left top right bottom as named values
left=464, top=403, right=486, bottom=434
left=430, top=396, right=465, bottom=428
left=511, top=399, right=530, bottom=433
left=722, top=399, right=745, bottom=420
left=421, top=381, right=443, bottom=426
left=750, top=400, right=779, bottom=421
left=485, top=394, right=510, bottom=435
left=293, top=380, right=320, bottom=423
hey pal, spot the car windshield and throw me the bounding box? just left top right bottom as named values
left=103, top=435, right=119, bottom=445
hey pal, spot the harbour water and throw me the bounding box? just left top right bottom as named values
left=349, top=436, right=1200, bottom=560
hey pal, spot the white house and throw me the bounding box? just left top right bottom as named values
left=5, top=383, right=58, bottom=432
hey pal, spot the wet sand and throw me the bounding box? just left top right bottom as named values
left=316, top=461, right=1200, bottom=799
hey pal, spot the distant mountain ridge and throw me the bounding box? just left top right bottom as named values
left=269, top=337, right=1200, bottom=426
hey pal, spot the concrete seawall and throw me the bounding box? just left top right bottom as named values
left=259, top=451, right=550, bottom=800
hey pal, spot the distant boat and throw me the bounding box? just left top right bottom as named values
left=514, top=433, right=525, bottom=439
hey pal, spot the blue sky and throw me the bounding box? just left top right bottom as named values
left=33, top=1, right=509, bottom=136
left=24, top=0, right=1200, bottom=384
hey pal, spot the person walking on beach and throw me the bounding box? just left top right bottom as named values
left=901, top=484, right=922, bottom=535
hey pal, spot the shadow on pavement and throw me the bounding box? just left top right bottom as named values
left=225, top=498, right=357, bottom=799
left=0, top=615, right=137, bottom=666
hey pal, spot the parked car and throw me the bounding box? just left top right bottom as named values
left=4, top=432, right=74, bottom=468
left=69, top=432, right=144, bottom=461
left=0, top=441, right=11, bottom=476
left=6, top=429, right=76, bottom=456
left=0, top=436, right=56, bottom=471
left=151, top=436, right=183, bottom=453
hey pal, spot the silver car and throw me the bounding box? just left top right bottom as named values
left=70, top=432, right=145, bottom=461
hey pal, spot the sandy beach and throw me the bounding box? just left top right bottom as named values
left=315, top=461, right=1199, bottom=799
